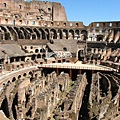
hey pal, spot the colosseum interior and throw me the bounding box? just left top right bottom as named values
left=0, top=0, right=120, bottom=120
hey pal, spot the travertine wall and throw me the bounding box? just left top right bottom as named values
left=0, top=0, right=67, bottom=21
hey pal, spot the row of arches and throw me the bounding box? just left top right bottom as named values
left=2, top=71, right=34, bottom=87
left=0, top=26, right=88, bottom=40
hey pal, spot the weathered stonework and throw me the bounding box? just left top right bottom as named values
left=0, top=0, right=119, bottom=120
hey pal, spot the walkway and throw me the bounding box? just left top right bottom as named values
left=39, top=62, right=117, bottom=72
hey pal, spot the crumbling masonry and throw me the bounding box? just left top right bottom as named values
left=0, top=0, right=120, bottom=120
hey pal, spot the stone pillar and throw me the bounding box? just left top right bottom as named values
left=69, top=69, right=72, bottom=79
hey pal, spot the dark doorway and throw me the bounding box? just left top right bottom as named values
left=12, top=93, right=18, bottom=119
left=78, top=50, right=84, bottom=61
left=0, top=97, right=10, bottom=118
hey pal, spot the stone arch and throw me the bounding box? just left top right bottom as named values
left=26, top=28, right=35, bottom=40
left=50, top=29, right=57, bottom=39
left=33, top=28, right=41, bottom=40
left=68, top=29, right=74, bottom=39
left=75, top=29, right=80, bottom=39
left=57, top=29, right=62, bottom=39
left=97, top=35, right=103, bottom=41
left=0, top=26, right=10, bottom=40
left=7, top=26, right=18, bottom=41
left=45, top=28, right=49, bottom=40
left=20, top=27, right=30, bottom=39
left=63, top=29, right=68, bottom=39
left=0, top=29, right=3, bottom=40
left=38, top=28, right=46, bottom=39
left=14, top=27, right=24, bottom=39
left=26, top=28, right=33, bottom=33
left=0, top=97, right=10, bottom=118
left=32, top=34, right=36, bottom=40
left=81, top=30, right=88, bottom=40
left=0, top=26, right=7, bottom=32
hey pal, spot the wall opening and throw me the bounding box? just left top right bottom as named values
left=12, top=93, right=18, bottom=119
left=78, top=50, right=84, bottom=61
left=18, top=5, right=21, bottom=9
left=26, top=106, right=32, bottom=117
left=0, top=97, right=9, bottom=118
left=3, top=3, right=6, bottom=7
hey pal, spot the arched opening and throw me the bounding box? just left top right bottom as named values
left=32, top=34, right=36, bottom=40
left=0, top=97, right=9, bottom=118
left=37, top=54, right=41, bottom=58
left=59, top=84, right=62, bottom=92
left=39, top=28, right=46, bottom=39
left=69, top=29, right=74, bottom=39
left=81, top=30, right=88, bottom=40
left=63, top=29, right=68, bottom=39
left=20, top=27, right=30, bottom=39
left=45, top=29, right=49, bottom=40
left=26, top=28, right=33, bottom=33
left=58, top=29, right=62, bottom=39
left=50, top=29, right=57, bottom=39
left=42, top=54, right=46, bottom=58
left=45, top=81, right=48, bottom=86
left=7, top=26, right=18, bottom=41
left=12, top=77, right=16, bottom=82
left=78, top=50, right=84, bottom=61
left=12, top=20, right=15, bottom=26
left=0, top=26, right=10, bottom=40
left=29, top=71, right=33, bottom=77
left=75, top=30, right=79, bottom=39
left=35, top=49, right=39, bottom=53
left=16, top=57, right=19, bottom=62
left=31, top=54, right=36, bottom=60
left=14, top=27, right=24, bottom=39
left=23, top=73, right=27, bottom=77
left=5, top=32, right=10, bottom=40
left=12, top=93, right=18, bottom=120
left=97, top=35, right=103, bottom=41
left=33, top=28, right=40, bottom=39
left=10, top=57, right=14, bottom=63
left=24, top=29, right=30, bottom=39
left=40, top=48, right=45, bottom=53
left=18, top=75, right=21, bottom=79
left=21, top=56, right=25, bottom=61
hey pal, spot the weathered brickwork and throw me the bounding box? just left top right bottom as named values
left=0, top=0, right=120, bottom=120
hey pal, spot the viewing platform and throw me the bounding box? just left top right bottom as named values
left=38, top=62, right=117, bottom=72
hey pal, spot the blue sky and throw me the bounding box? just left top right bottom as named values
left=27, top=0, right=120, bottom=25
